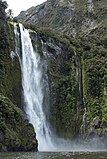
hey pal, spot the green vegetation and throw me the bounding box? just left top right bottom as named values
left=0, top=4, right=21, bottom=106
left=0, top=95, right=38, bottom=152
left=23, top=10, right=107, bottom=138
left=29, top=27, right=84, bottom=139
left=77, top=24, right=107, bottom=134
left=0, top=2, right=38, bottom=152
left=0, top=0, right=107, bottom=149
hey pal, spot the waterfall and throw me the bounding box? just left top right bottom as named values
left=80, top=106, right=87, bottom=137
left=13, top=23, right=105, bottom=152
left=87, top=0, right=94, bottom=13
left=80, top=80, right=87, bottom=137
left=14, top=23, right=55, bottom=151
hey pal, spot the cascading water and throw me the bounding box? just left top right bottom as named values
left=14, top=23, right=83, bottom=152
left=87, top=0, right=94, bottom=13
left=13, top=23, right=107, bottom=152
left=14, top=23, right=55, bottom=151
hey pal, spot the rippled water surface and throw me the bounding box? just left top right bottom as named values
left=0, top=152, right=107, bottom=159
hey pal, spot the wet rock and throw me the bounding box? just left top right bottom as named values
left=93, top=117, right=100, bottom=128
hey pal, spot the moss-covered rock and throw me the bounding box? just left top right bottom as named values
left=27, top=16, right=107, bottom=140
left=0, top=95, right=38, bottom=152
left=28, top=28, right=84, bottom=139
left=0, top=4, right=38, bottom=151
left=0, top=1, right=22, bottom=108
left=77, top=21, right=107, bottom=138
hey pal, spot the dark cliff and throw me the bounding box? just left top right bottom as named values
left=0, top=95, right=38, bottom=152
left=25, top=25, right=107, bottom=142
left=0, top=0, right=38, bottom=152
left=0, top=0, right=21, bottom=107
left=21, top=0, right=107, bottom=141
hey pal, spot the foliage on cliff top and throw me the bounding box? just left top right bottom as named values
left=0, top=0, right=8, bottom=9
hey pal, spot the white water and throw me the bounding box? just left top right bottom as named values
left=14, top=23, right=55, bottom=151
left=87, top=0, right=94, bottom=13
left=13, top=23, right=107, bottom=152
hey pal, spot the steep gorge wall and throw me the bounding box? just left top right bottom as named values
left=79, top=26, right=107, bottom=139
left=0, top=1, right=21, bottom=107
left=27, top=21, right=107, bottom=141
left=28, top=28, right=85, bottom=139
left=0, top=1, right=38, bottom=152
left=4, top=20, right=107, bottom=141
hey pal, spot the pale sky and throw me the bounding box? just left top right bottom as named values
left=6, top=0, right=46, bottom=16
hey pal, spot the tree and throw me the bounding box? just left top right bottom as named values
left=7, top=9, right=14, bottom=19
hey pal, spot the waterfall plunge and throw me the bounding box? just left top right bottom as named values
left=13, top=24, right=88, bottom=152
left=13, top=23, right=107, bottom=152
left=14, top=23, right=55, bottom=151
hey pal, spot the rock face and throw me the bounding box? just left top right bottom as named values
left=0, top=1, right=38, bottom=152
left=0, top=1, right=22, bottom=107
left=0, top=0, right=7, bottom=26
left=0, top=95, right=38, bottom=152
left=17, top=0, right=107, bottom=142
left=27, top=28, right=84, bottom=139
left=24, top=6, right=107, bottom=140
left=17, top=0, right=107, bottom=34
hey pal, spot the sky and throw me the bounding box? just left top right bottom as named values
left=6, top=0, right=46, bottom=16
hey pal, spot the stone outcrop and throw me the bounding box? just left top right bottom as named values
left=17, top=0, right=107, bottom=34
